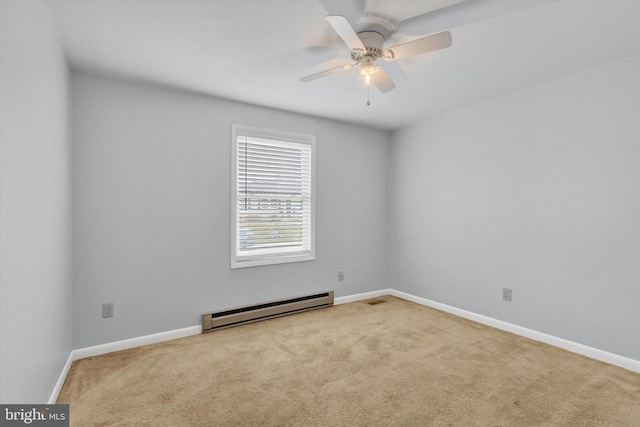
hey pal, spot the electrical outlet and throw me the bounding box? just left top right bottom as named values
left=102, top=303, right=114, bottom=318
left=502, top=288, right=512, bottom=302
left=338, top=271, right=344, bottom=281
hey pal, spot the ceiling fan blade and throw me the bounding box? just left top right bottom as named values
left=371, top=68, right=396, bottom=93
left=300, top=63, right=356, bottom=82
left=368, top=0, right=466, bottom=26
left=397, top=0, right=551, bottom=36
left=325, top=15, right=366, bottom=52
left=383, top=31, right=452, bottom=61
left=319, top=0, right=364, bottom=24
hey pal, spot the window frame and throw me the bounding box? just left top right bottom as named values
left=230, top=124, right=316, bottom=269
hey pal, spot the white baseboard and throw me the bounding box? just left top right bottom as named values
left=388, top=289, right=640, bottom=374
left=50, top=288, right=639, bottom=402
left=334, top=289, right=391, bottom=305
left=72, top=325, right=202, bottom=361
left=48, top=352, right=74, bottom=404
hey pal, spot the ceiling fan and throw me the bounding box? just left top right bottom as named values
left=300, top=15, right=452, bottom=105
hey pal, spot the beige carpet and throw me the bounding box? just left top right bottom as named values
left=58, top=296, right=640, bottom=426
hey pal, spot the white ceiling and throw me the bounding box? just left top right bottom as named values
left=46, top=0, right=640, bottom=131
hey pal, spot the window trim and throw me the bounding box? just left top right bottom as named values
left=230, top=124, right=316, bottom=269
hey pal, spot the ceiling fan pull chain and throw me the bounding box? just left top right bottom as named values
left=365, top=75, right=371, bottom=106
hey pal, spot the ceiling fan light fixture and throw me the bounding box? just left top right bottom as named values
left=360, top=64, right=381, bottom=77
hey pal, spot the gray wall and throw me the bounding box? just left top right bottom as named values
left=72, top=73, right=389, bottom=348
left=389, top=57, right=640, bottom=360
left=0, top=1, right=72, bottom=403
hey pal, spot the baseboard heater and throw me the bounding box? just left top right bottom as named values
left=202, top=291, right=334, bottom=333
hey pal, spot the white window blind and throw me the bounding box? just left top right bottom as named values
left=231, top=124, right=315, bottom=268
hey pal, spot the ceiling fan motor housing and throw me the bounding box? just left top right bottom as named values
left=352, top=31, right=385, bottom=60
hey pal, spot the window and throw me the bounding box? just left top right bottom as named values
left=231, top=124, right=316, bottom=268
